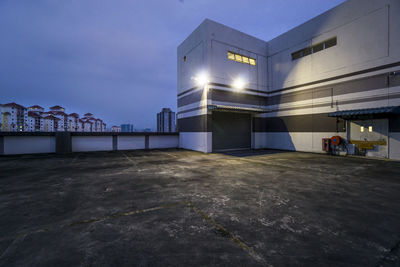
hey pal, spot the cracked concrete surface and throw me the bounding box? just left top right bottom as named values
left=1, top=149, right=400, bottom=266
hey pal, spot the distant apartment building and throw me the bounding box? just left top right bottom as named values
left=157, top=108, right=176, bottom=132
left=111, top=126, right=121, bottom=132
left=43, top=115, right=58, bottom=132
left=0, top=102, right=106, bottom=132
left=0, top=103, right=28, bottom=131
left=121, top=124, right=134, bottom=132
left=68, top=113, right=79, bottom=131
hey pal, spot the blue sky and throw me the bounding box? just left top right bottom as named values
left=0, top=0, right=346, bottom=130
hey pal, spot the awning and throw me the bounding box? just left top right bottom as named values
left=328, top=106, right=400, bottom=119
left=208, top=104, right=269, bottom=113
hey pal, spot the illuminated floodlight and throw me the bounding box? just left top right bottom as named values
left=232, top=77, right=246, bottom=90
left=193, top=72, right=209, bottom=87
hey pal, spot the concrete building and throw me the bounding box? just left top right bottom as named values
left=0, top=103, right=28, bottom=132
left=157, top=108, right=176, bottom=132
left=0, top=103, right=106, bottom=133
left=67, top=113, right=79, bottom=132
left=1, top=112, right=11, bottom=131
left=43, top=115, right=58, bottom=132
left=121, top=124, right=134, bottom=132
left=177, top=0, right=400, bottom=160
left=111, top=126, right=121, bottom=132
left=27, top=112, right=43, bottom=132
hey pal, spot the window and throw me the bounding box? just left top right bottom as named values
left=369, top=126, right=373, bottom=132
left=227, top=51, right=256, bottom=66
left=227, top=52, right=235, bottom=60
left=234, top=54, right=242, bottom=62
left=183, top=56, right=186, bottom=62
left=291, top=37, right=337, bottom=60
left=361, top=126, right=364, bottom=132
left=312, top=42, right=324, bottom=53
left=324, top=37, right=337, bottom=49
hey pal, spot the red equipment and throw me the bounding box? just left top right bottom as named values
left=331, top=136, right=342, bottom=146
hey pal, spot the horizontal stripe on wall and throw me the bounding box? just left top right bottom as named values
left=265, top=93, right=400, bottom=114
left=211, top=89, right=268, bottom=106
left=178, top=88, right=268, bottom=108
left=269, top=61, right=400, bottom=94
left=177, top=91, right=400, bottom=116
left=177, top=62, right=400, bottom=99
left=178, top=89, right=209, bottom=107
left=178, top=71, right=400, bottom=110
left=268, top=73, right=391, bottom=106
left=177, top=114, right=212, bottom=132
left=253, top=113, right=346, bottom=133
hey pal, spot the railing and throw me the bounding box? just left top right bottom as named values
left=0, top=132, right=179, bottom=155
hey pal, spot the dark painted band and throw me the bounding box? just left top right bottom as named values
left=177, top=83, right=268, bottom=98
left=177, top=92, right=400, bottom=116
left=253, top=113, right=346, bottom=133
left=177, top=61, right=400, bottom=100
left=177, top=114, right=212, bottom=132
left=178, top=86, right=198, bottom=97
left=178, top=71, right=400, bottom=109
left=178, top=112, right=400, bottom=133
left=269, top=61, right=400, bottom=94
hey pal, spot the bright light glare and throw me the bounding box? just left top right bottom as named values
left=232, top=78, right=246, bottom=90
left=194, top=72, right=209, bottom=87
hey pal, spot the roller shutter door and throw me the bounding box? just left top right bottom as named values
left=212, top=112, right=251, bottom=151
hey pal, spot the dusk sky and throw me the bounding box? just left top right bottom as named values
left=0, top=0, right=346, bottom=130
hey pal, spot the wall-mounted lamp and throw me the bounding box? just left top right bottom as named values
left=232, top=77, right=246, bottom=91
left=193, top=72, right=209, bottom=87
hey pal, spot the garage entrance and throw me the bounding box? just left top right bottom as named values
left=212, top=111, right=251, bottom=151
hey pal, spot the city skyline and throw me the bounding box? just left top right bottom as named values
left=0, top=0, right=345, bottom=129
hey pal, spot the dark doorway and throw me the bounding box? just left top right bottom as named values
left=212, top=111, right=251, bottom=151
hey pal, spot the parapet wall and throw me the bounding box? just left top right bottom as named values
left=0, top=132, right=179, bottom=155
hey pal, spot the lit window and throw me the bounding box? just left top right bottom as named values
left=361, top=126, right=364, bottom=132
left=369, top=126, right=373, bottom=132
left=235, top=54, right=242, bottom=62
left=228, top=52, right=256, bottom=66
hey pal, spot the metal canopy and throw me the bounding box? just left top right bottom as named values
left=328, top=106, right=400, bottom=119
left=208, top=104, right=269, bottom=113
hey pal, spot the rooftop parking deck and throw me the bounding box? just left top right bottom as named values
left=1, top=149, right=400, bottom=266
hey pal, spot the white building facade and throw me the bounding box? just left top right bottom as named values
left=0, top=103, right=107, bottom=133
left=177, top=0, right=400, bottom=160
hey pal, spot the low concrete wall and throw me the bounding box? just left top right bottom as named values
left=72, top=136, right=113, bottom=152
left=117, top=136, right=146, bottom=150
left=3, top=136, right=56, bottom=155
left=149, top=135, right=179, bottom=149
left=0, top=132, right=179, bottom=155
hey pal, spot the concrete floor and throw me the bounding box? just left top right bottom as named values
left=1, top=149, right=400, bottom=266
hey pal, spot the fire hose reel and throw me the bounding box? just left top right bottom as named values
left=331, top=136, right=342, bottom=146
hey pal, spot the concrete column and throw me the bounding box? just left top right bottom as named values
left=0, top=136, right=4, bottom=155
left=145, top=135, right=149, bottom=150
left=55, top=132, right=71, bottom=153
left=112, top=135, right=118, bottom=151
